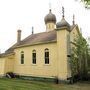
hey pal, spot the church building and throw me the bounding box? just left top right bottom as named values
left=0, top=7, right=80, bottom=82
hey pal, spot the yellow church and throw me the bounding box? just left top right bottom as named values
left=0, top=7, right=80, bottom=82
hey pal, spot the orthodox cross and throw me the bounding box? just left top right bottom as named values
left=62, top=6, right=64, bottom=18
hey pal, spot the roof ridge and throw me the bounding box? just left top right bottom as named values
left=21, top=30, right=56, bottom=42
left=4, top=30, right=56, bottom=55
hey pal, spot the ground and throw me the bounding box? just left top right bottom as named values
left=0, top=78, right=90, bottom=90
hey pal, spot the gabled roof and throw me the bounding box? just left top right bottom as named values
left=3, top=30, right=57, bottom=55
left=70, top=25, right=76, bottom=31
left=0, top=25, right=78, bottom=57
left=18, top=30, right=57, bottom=46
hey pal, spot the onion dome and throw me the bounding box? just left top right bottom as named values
left=56, top=7, right=70, bottom=29
left=44, top=9, right=56, bottom=24
left=56, top=17, right=70, bottom=29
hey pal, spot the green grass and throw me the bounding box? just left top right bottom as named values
left=0, top=78, right=90, bottom=90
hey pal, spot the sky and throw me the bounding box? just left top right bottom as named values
left=0, top=0, right=90, bottom=53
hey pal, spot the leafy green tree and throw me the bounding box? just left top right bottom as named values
left=76, top=0, right=90, bottom=8
left=87, top=47, right=90, bottom=71
left=70, top=31, right=89, bottom=79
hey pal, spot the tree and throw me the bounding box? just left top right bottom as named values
left=75, top=0, right=90, bottom=8
left=70, top=31, right=89, bottom=80
left=87, top=45, right=90, bottom=71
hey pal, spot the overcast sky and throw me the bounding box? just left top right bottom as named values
left=0, top=0, right=90, bottom=53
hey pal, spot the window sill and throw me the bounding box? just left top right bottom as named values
left=31, top=64, right=37, bottom=66
left=19, top=64, right=25, bottom=66
left=43, top=64, right=51, bottom=66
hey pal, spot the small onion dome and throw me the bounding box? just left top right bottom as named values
left=56, top=18, right=70, bottom=29
left=44, top=9, right=56, bottom=24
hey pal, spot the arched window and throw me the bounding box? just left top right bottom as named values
left=21, top=51, right=24, bottom=64
left=45, top=48, right=49, bottom=64
left=32, top=50, right=36, bottom=64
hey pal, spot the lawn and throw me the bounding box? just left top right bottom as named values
left=0, top=78, right=90, bottom=90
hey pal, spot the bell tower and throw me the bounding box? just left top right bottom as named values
left=56, top=7, right=71, bottom=81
